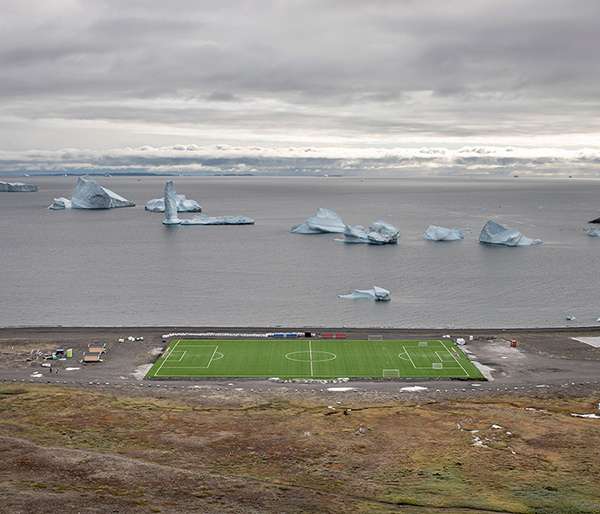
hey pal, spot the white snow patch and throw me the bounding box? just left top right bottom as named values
left=65, top=367, right=80, bottom=371
left=399, top=386, right=428, bottom=392
left=571, top=337, right=600, bottom=348
left=327, top=387, right=357, bottom=392
left=132, top=364, right=152, bottom=380
left=571, top=413, right=600, bottom=419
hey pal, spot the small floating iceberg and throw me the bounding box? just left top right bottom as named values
left=146, top=192, right=201, bottom=212
left=343, top=220, right=399, bottom=245
left=180, top=215, right=255, bottom=225
left=162, top=181, right=182, bottom=225
left=424, top=225, right=464, bottom=241
left=585, top=227, right=600, bottom=237
left=0, top=181, right=38, bottom=192
left=48, top=197, right=72, bottom=210
left=49, top=177, right=135, bottom=209
left=479, top=220, right=542, bottom=247
left=338, top=286, right=391, bottom=302
left=291, top=208, right=345, bottom=234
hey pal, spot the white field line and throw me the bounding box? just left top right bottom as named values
left=205, top=345, right=220, bottom=369
left=309, top=340, right=314, bottom=377
left=397, top=347, right=411, bottom=361
left=434, top=351, right=460, bottom=366
left=174, top=351, right=187, bottom=362
left=155, top=339, right=181, bottom=376
left=402, top=345, right=418, bottom=369
left=441, top=341, right=469, bottom=377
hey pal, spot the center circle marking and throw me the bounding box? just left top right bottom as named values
left=285, top=351, right=337, bottom=363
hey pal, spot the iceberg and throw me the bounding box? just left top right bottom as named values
left=163, top=181, right=182, bottom=225
left=479, top=220, right=542, bottom=246
left=291, top=208, right=345, bottom=234
left=145, top=193, right=201, bottom=213
left=585, top=227, right=600, bottom=237
left=338, top=286, right=391, bottom=302
left=53, top=177, right=135, bottom=209
left=48, top=197, right=72, bottom=210
left=343, top=220, right=399, bottom=245
left=424, top=225, right=464, bottom=241
left=180, top=214, right=254, bottom=225
left=0, top=181, right=38, bottom=192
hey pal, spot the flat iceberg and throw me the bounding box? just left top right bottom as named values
left=343, top=220, right=399, bottom=245
left=163, top=181, right=182, bottom=225
left=180, top=214, right=255, bottom=225
left=424, top=225, right=464, bottom=241
left=479, top=220, right=542, bottom=246
left=48, top=197, right=72, bottom=210
left=145, top=193, right=201, bottom=213
left=585, top=227, right=600, bottom=237
left=291, top=208, right=345, bottom=234
left=0, top=181, right=38, bottom=192
left=338, top=286, right=391, bottom=301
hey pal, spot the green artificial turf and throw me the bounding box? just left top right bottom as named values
left=146, top=338, right=484, bottom=380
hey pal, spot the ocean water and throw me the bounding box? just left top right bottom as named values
left=1, top=176, right=599, bottom=328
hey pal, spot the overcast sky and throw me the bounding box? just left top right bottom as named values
left=1, top=0, right=600, bottom=174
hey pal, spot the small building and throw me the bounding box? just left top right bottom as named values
left=83, top=353, right=103, bottom=363
left=88, top=342, right=106, bottom=354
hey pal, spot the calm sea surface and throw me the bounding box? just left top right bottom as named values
left=1, top=176, right=599, bottom=328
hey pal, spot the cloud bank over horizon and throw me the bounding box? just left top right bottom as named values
left=1, top=0, right=600, bottom=176
left=2, top=144, right=600, bottom=177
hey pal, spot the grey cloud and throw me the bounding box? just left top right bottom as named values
left=0, top=0, right=600, bottom=156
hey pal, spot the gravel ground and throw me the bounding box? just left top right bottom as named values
left=1, top=326, right=600, bottom=401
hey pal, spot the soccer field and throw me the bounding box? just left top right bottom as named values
left=147, top=339, right=484, bottom=380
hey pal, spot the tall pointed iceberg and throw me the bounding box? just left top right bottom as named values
left=162, top=181, right=182, bottom=225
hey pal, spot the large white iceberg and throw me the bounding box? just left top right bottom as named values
left=49, top=177, right=134, bottom=210
left=585, top=227, right=600, bottom=237
left=479, top=220, right=542, bottom=246
left=291, top=208, right=346, bottom=234
left=424, top=225, right=464, bottom=241
left=343, top=220, right=399, bottom=245
left=180, top=214, right=255, bottom=225
left=145, top=193, right=201, bottom=212
left=70, top=177, right=134, bottom=209
left=0, top=181, right=38, bottom=192
left=48, top=197, right=72, bottom=210
left=163, top=181, right=182, bottom=225
left=338, top=286, right=391, bottom=302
